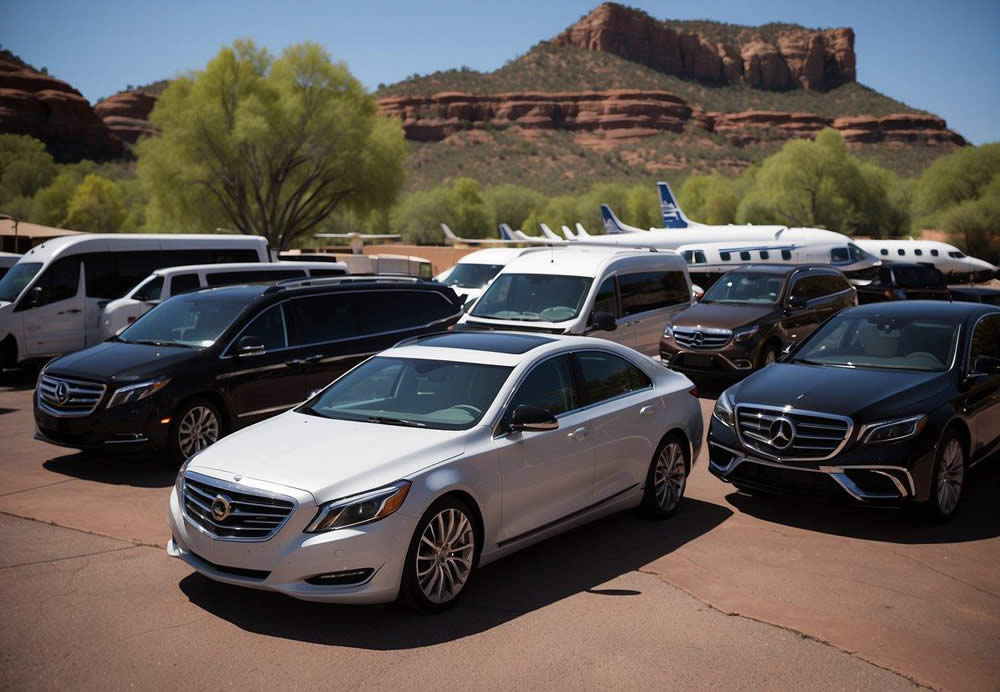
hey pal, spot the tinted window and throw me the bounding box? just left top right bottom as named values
left=892, top=265, right=945, bottom=288
left=897, top=249, right=905, bottom=256
left=577, top=351, right=650, bottom=405
left=720, top=252, right=731, bottom=261
left=443, top=263, right=502, bottom=289
left=23, top=256, right=80, bottom=308
left=239, top=305, right=287, bottom=352
left=509, top=355, right=578, bottom=416
left=880, top=249, right=889, bottom=256
left=739, top=251, right=751, bottom=260
left=120, top=293, right=249, bottom=348
left=205, top=269, right=304, bottom=286
left=781, top=250, right=792, bottom=260
left=694, top=251, right=706, bottom=264
left=806, top=274, right=848, bottom=299
left=704, top=272, right=785, bottom=304
left=831, top=247, right=850, bottom=265
left=914, top=249, right=923, bottom=256
left=619, top=271, right=688, bottom=316
left=759, top=251, right=769, bottom=260
left=790, top=278, right=808, bottom=301
left=0, top=262, right=41, bottom=302
left=133, top=276, right=163, bottom=301
left=284, top=294, right=360, bottom=346
left=592, top=276, right=617, bottom=316
left=970, top=315, right=1000, bottom=363
left=170, top=274, right=201, bottom=295
left=682, top=250, right=707, bottom=264
left=308, top=267, right=348, bottom=277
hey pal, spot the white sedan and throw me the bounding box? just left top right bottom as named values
left=166, top=331, right=703, bottom=611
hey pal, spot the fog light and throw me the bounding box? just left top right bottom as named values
left=305, top=568, right=375, bottom=586
left=734, top=360, right=753, bottom=369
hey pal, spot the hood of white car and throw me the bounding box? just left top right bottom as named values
left=188, top=411, right=466, bottom=503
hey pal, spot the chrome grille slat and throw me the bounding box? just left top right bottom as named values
left=37, top=375, right=106, bottom=417
left=735, top=404, right=852, bottom=461
left=182, top=474, right=295, bottom=542
left=673, top=327, right=732, bottom=350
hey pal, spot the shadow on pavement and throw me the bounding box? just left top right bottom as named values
left=726, top=459, right=1000, bottom=544
left=0, top=366, right=40, bottom=392
left=179, top=497, right=732, bottom=648
left=43, top=452, right=176, bottom=488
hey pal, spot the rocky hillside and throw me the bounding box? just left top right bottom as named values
left=94, top=90, right=158, bottom=144
left=0, top=50, right=127, bottom=161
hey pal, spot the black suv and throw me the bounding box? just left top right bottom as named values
left=34, top=277, right=463, bottom=463
left=856, top=263, right=950, bottom=304
left=708, top=301, right=1000, bottom=521
left=660, top=265, right=857, bottom=376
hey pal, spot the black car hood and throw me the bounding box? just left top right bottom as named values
left=670, top=302, right=777, bottom=330
left=732, top=362, right=952, bottom=422
left=44, top=341, right=205, bottom=383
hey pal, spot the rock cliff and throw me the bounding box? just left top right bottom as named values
left=94, top=90, right=159, bottom=144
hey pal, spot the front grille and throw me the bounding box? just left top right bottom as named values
left=38, top=375, right=106, bottom=417
left=182, top=474, right=295, bottom=541
left=673, top=327, right=732, bottom=349
left=736, top=404, right=851, bottom=460
left=189, top=551, right=271, bottom=581
left=728, top=461, right=846, bottom=498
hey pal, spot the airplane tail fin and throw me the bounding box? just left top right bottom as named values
left=561, top=225, right=576, bottom=240
left=600, top=205, right=630, bottom=234
left=575, top=223, right=591, bottom=238
left=539, top=224, right=561, bottom=241
left=656, top=181, right=691, bottom=229
left=498, top=223, right=516, bottom=241
left=513, top=230, right=533, bottom=241
left=441, top=224, right=459, bottom=244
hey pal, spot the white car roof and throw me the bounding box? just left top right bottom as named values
left=456, top=248, right=525, bottom=264
left=148, top=261, right=346, bottom=277
left=498, top=247, right=684, bottom=277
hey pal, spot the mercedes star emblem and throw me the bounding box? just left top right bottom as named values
left=768, top=417, right=796, bottom=450
left=211, top=494, right=233, bottom=522
left=692, top=331, right=704, bottom=346
left=55, top=382, right=69, bottom=405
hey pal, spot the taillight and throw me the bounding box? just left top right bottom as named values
left=688, top=387, right=698, bottom=398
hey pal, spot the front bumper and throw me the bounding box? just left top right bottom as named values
left=660, top=339, right=757, bottom=374
left=707, top=418, right=936, bottom=504
left=166, top=479, right=418, bottom=604
left=33, top=391, right=171, bottom=452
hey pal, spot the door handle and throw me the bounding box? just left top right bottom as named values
left=57, top=309, right=82, bottom=315
left=303, top=354, right=324, bottom=364
left=633, top=319, right=641, bottom=325
left=567, top=426, right=589, bottom=440
left=284, top=359, right=304, bottom=367
left=622, top=321, right=632, bottom=327
left=639, top=405, right=656, bottom=416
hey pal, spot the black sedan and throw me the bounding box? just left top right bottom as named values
left=708, top=301, right=1000, bottom=521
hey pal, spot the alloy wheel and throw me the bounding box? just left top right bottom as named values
left=178, top=405, right=220, bottom=458
left=416, top=507, right=475, bottom=604
left=936, top=438, right=964, bottom=516
left=653, top=442, right=686, bottom=512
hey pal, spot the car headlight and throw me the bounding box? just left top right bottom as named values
left=663, top=325, right=673, bottom=338
left=107, top=377, right=170, bottom=408
left=861, top=415, right=927, bottom=445
left=305, top=480, right=411, bottom=533
left=712, top=389, right=735, bottom=428
left=174, top=450, right=200, bottom=495
left=733, top=326, right=759, bottom=342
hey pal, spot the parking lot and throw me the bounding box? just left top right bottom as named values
left=1, top=369, right=997, bottom=691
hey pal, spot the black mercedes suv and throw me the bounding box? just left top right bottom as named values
left=708, top=301, right=1000, bottom=521
left=34, top=277, right=463, bottom=463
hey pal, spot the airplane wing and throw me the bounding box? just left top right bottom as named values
left=314, top=233, right=401, bottom=240
left=560, top=225, right=577, bottom=240
left=575, top=223, right=592, bottom=238
left=441, top=223, right=540, bottom=246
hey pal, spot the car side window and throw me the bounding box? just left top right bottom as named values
left=284, top=294, right=361, bottom=346
left=508, top=355, right=578, bottom=416
left=619, top=270, right=688, bottom=316
left=577, top=351, right=650, bottom=405
left=21, top=257, right=80, bottom=309
left=969, top=315, right=1000, bottom=365
left=133, top=276, right=163, bottom=302
left=170, top=273, right=201, bottom=295
left=239, top=305, right=287, bottom=352
left=592, top=276, right=617, bottom=316
left=789, top=278, right=808, bottom=301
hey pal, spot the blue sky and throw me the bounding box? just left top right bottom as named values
left=6, top=0, right=999, bottom=144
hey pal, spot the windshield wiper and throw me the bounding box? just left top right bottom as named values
left=366, top=415, right=426, bottom=428
left=130, top=339, right=195, bottom=349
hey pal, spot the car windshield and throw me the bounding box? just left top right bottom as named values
left=443, top=263, right=504, bottom=289
left=702, top=272, right=785, bottom=304
left=793, top=314, right=960, bottom=372
left=471, top=273, right=592, bottom=322
left=0, top=262, right=41, bottom=303
left=117, top=293, right=251, bottom=348
left=300, top=357, right=513, bottom=430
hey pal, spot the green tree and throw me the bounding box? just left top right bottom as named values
left=62, top=174, right=127, bottom=232
left=390, top=186, right=453, bottom=245
left=678, top=174, right=739, bottom=224
left=914, top=143, right=1000, bottom=219
left=0, top=134, right=56, bottom=206
left=937, top=175, right=1000, bottom=263
left=483, top=183, right=545, bottom=231
left=137, top=39, right=407, bottom=249
left=30, top=172, right=79, bottom=227
left=625, top=185, right=659, bottom=229
left=448, top=177, right=494, bottom=238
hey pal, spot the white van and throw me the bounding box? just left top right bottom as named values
left=100, top=261, right=348, bottom=339
left=438, top=247, right=526, bottom=307
left=0, top=252, right=20, bottom=281
left=458, top=247, right=693, bottom=356
left=0, top=234, right=271, bottom=367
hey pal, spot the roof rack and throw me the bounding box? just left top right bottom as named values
left=264, top=275, right=424, bottom=293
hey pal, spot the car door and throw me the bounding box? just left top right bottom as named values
left=622, top=270, right=691, bottom=357
left=219, top=304, right=303, bottom=425
left=780, top=275, right=816, bottom=345
left=806, top=275, right=838, bottom=334
left=15, top=256, right=84, bottom=358
left=966, top=314, right=1000, bottom=458
left=576, top=350, right=657, bottom=502
left=491, top=354, right=595, bottom=543
left=584, top=275, right=621, bottom=340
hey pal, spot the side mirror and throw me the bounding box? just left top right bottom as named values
left=27, top=285, right=43, bottom=307
left=779, top=343, right=796, bottom=362
left=509, top=405, right=558, bottom=433
left=589, top=311, right=617, bottom=332
left=973, top=355, right=1000, bottom=375
left=787, top=295, right=807, bottom=311
left=236, top=335, right=266, bottom=357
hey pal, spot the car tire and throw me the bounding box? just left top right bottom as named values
left=167, top=398, right=223, bottom=466
left=757, top=342, right=780, bottom=370
left=639, top=435, right=689, bottom=519
left=0, top=336, right=16, bottom=371
left=399, top=495, right=479, bottom=613
left=917, top=430, right=966, bottom=523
